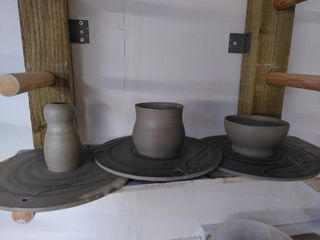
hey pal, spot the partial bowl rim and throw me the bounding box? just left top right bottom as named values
left=136, top=102, right=183, bottom=110
left=214, top=219, right=293, bottom=240
left=225, top=115, right=289, bottom=128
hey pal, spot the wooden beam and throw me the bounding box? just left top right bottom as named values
left=238, top=0, right=295, bottom=118
left=273, top=0, right=307, bottom=10
left=266, top=72, right=320, bottom=91
left=18, top=0, right=75, bottom=148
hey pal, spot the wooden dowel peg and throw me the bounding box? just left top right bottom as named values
left=11, top=211, right=36, bottom=224
left=0, top=72, right=55, bottom=97
left=273, top=0, right=307, bottom=10
left=266, top=72, right=320, bottom=91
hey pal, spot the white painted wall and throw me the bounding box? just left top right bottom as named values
left=282, top=0, right=320, bottom=146
left=0, top=0, right=33, bottom=161
left=70, top=0, right=246, bottom=144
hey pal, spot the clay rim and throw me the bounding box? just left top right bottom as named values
left=45, top=102, right=75, bottom=110
left=135, top=102, right=183, bottom=110
left=95, top=136, right=221, bottom=182
left=214, top=219, right=293, bottom=240
left=47, top=102, right=70, bottom=105
left=225, top=115, right=289, bottom=128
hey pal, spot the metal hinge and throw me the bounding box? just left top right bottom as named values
left=228, top=32, right=251, bottom=53
left=69, top=19, right=90, bottom=44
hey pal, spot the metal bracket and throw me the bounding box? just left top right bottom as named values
left=228, top=33, right=251, bottom=53
left=69, top=19, right=90, bottom=44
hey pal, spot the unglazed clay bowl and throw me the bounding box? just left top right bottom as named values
left=132, top=102, right=185, bottom=158
left=212, top=219, right=292, bottom=240
left=224, top=115, right=290, bottom=158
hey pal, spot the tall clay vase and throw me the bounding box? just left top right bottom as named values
left=132, top=102, right=185, bottom=158
left=43, top=103, right=82, bottom=172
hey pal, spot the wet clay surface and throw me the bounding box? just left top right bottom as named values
left=0, top=147, right=127, bottom=212
left=203, top=135, right=320, bottom=180
left=95, top=136, right=222, bottom=181
left=292, top=234, right=320, bottom=240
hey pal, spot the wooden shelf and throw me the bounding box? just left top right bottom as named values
left=266, top=72, right=320, bottom=91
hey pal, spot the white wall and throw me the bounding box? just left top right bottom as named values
left=282, top=0, right=320, bottom=146
left=70, top=0, right=246, bottom=144
left=0, top=0, right=33, bottom=161
left=69, top=0, right=320, bottom=148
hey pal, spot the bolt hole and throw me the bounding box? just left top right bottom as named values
left=79, top=20, right=84, bottom=26
left=175, top=168, right=183, bottom=175
left=21, top=197, right=29, bottom=202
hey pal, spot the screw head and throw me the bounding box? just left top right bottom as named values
left=80, top=38, right=85, bottom=43
left=79, top=20, right=84, bottom=26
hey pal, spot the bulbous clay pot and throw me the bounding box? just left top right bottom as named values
left=43, top=103, right=82, bottom=172
left=132, top=102, right=185, bottom=158
left=224, top=115, right=290, bottom=158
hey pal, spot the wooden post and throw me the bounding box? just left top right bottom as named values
left=238, top=0, right=295, bottom=118
left=15, top=0, right=75, bottom=223
left=18, top=0, right=75, bottom=149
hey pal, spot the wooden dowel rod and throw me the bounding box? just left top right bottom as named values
left=266, top=72, right=320, bottom=91
left=11, top=211, right=35, bottom=224
left=0, top=72, right=55, bottom=97
left=273, top=0, right=307, bottom=10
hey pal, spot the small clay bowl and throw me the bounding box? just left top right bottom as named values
left=224, top=115, right=290, bottom=158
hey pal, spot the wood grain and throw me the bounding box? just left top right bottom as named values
left=0, top=72, right=55, bottom=96
left=11, top=212, right=35, bottom=224
left=266, top=73, right=320, bottom=91
left=273, top=0, right=307, bottom=10
left=238, top=0, right=295, bottom=118
left=18, top=0, right=75, bottom=148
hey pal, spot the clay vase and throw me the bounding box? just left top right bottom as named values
left=43, top=103, right=82, bottom=172
left=132, top=102, right=185, bottom=158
